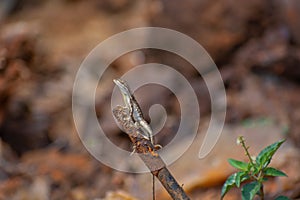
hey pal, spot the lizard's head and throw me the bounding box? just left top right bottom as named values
left=113, top=78, right=132, bottom=96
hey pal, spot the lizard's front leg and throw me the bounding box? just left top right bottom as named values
left=134, top=121, right=162, bottom=150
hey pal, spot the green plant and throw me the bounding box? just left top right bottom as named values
left=221, top=136, right=289, bottom=200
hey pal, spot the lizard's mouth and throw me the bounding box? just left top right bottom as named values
left=113, top=79, right=119, bottom=85
left=113, top=79, right=129, bottom=94
left=113, top=79, right=122, bottom=89
left=113, top=79, right=123, bottom=87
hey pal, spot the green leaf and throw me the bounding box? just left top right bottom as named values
left=262, top=177, right=268, bottom=182
left=250, top=164, right=259, bottom=174
left=235, top=171, right=242, bottom=187
left=256, top=139, right=285, bottom=169
left=228, top=158, right=249, bottom=171
left=275, top=196, right=291, bottom=200
left=264, top=167, right=287, bottom=177
left=235, top=171, right=249, bottom=187
left=242, top=181, right=261, bottom=200
left=221, top=173, right=237, bottom=199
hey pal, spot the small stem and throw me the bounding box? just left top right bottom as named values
left=238, top=136, right=255, bottom=167
left=153, top=175, right=155, bottom=200
left=260, top=184, right=264, bottom=200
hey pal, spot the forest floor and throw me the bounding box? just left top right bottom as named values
left=1, top=1, right=300, bottom=199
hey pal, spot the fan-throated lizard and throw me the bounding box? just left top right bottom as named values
left=113, top=78, right=154, bottom=144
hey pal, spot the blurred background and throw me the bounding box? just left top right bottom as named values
left=1, top=0, right=300, bottom=199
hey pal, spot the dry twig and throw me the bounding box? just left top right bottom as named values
left=113, top=106, right=190, bottom=200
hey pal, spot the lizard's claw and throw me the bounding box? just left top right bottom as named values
left=130, top=145, right=137, bottom=156
left=154, top=144, right=162, bottom=151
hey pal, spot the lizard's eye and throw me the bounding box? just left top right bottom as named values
left=122, top=81, right=129, bottom=87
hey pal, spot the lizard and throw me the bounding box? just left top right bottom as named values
left=113, top=78, right=154, bottom=144
left=113, top=78, right=162, bottom=150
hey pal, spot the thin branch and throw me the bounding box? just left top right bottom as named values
left=113, top=106, right=190, bottom=200
left=238, top=136, right=255, bottom=167
left=260, top=184, right=264, bottom=200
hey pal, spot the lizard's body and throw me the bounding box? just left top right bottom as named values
left=113, top=78, right=154, bottom=144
